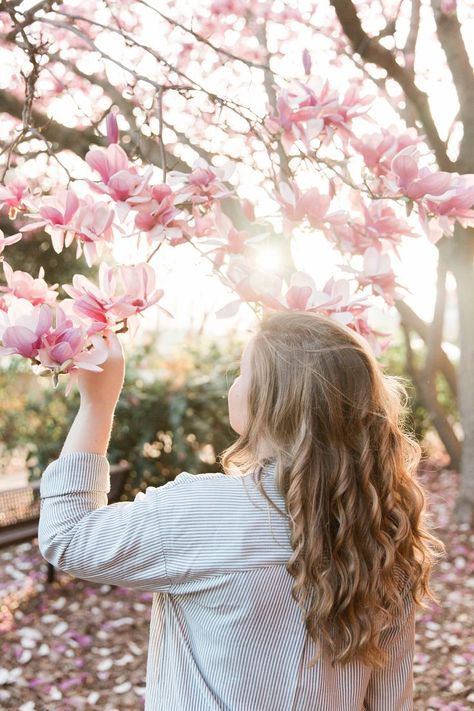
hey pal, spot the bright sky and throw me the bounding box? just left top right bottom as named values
left=110, top=215, right=447, bottom=358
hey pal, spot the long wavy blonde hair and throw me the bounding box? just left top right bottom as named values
left=219, top=310, right=446, bottom=671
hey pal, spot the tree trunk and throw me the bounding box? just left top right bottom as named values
left=394, top=299, right=457, bottom=397
left=449, top=225, right=474, bottom=525
left=399, top=319, right=461, bottom=471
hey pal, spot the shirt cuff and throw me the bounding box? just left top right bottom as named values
left=40, top=451, right=111, bottom=498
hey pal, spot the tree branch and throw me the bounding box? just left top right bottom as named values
left=256, top=22, right=290, bottom=182
left=3, top=0, right=60, bottom=41
left=0, top=88, right=98, bottom=158
left=403, top=0, right=421, bottom=66
left=395, top=298, right=457, bottom=398
left=329, top=0, right=452, bottom=170
left=424, top=242, right=448, bottom=378
left=0, top=86, right=192, bottom=176
left=137, top=1, right=271, bottom=73
left=401, top=320, right=461, bottom=469
left=42, top=11, right=263, bottom=129
left=430, top=0, right=474, bottom=172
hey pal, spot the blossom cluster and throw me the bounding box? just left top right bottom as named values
left=1, top=63, right=473, bottom=390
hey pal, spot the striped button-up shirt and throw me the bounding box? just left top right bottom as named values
left=38, top=452, right=415, bottom=710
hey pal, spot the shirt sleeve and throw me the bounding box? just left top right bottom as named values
left=38, top=451, right=187, bottom=592
left=363, top=586, right=415, bottom=711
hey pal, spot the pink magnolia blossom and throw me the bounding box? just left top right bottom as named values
left=351, top=313, right=392, bottom=357
left=0, top=260, right=59, bottom=306
left=267, top=80, right=373, bottom=151
left=168, top=159, right=234, bottom=208
left=340, top=247, right=407, bottom=306
left=243, top=272, right=282, bottom=308
left=215, top=256, right=371, bottom=330
left=114, top=263, right=174, bottom=338
left=70, top=197, right=116, bottom=267
left=0, top=299, right=53, bottom=359
left=0, top=229, right=22, bottom=255
left=335, top=85, right=374, bottom=133
left=86, top=143, right=129, bottom=183
left=186, top=210, right=219, bottom=240
left=5, top=302, right=110, bottom=394
left=206, top=228, right=249, bottom=268
left=268, top=271, right=351, bottom=315
left=19, top=189, right=80, bottom=253
left=226, top=227, right=250, bottom=254
left=424, top=173, right=474, bottom=231
left=441, top=0, right=456, bottom=14
left=242, top=271, right=376, bottom=340
left=242, top=268, right=379, bottom=348
left=326, top=201, right=416, bottom=257
left=132, top=184, right=184, bottom=243
left=386, top=147, right=474, bottom=239
left=275, top=182, right=332, bottom=231
left=62, top=261, right=173, bottom=340
left=307, top=275, right=371, bottom=326
left=0, top=179, right=29, bottom=218
left=85, top=144, right=152, bottom=221
left=284, top=272, right=315, bottom=311
left=214, top=255, right=283, bottom=318
left=387, top=147, right=455, bottom=201
left=106, top=111, right=119, bottom=144
left=290, top=276, right=389, bottom=354
left=350, top=128, right=421, bottom=178
left=360, top=201, right=416, bottom=253
left=195, top=209, right=255, bottom=268
left=302, top=49, right=312, bottom=76
left=167, top=228, right=191, bottom=248
left=36, top=304, right=109, bottom=387
left=421, top=176, right=474, bottom=239
left=61, top=262, right=132, bottom=328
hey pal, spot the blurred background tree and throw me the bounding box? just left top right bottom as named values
left=0, top=332, right=242, bottom=497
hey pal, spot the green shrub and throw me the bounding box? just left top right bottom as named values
left=108, top=336, right=243, bottom=498
left=0, top=334, right=245, bottom=499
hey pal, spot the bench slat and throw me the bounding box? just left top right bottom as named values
left=0, top=464, right=131, bottom=548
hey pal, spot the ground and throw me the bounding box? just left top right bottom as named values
left=0, top=458, right=473, bottom=710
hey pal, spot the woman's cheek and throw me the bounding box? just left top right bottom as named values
left=228, top=379, right=244, bottom=435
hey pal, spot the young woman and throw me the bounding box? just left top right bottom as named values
left=38, top=311, right=446, bottom=710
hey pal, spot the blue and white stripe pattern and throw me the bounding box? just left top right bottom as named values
left=39, top=452, right=415, bottom=710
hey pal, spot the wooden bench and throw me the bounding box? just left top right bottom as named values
left=0, top=462, right=132, bottom=583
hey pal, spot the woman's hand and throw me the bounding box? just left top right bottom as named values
left=77, top=330, right=125, bottom=412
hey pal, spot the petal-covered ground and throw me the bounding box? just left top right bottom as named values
left=0, top=459, right=473, bottom=710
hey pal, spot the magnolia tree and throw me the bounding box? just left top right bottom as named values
left=0, top=0, right=473, bottom=523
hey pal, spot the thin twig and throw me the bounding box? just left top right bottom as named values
left=0, top=2, right=49, bottom=179
left=157, top=86, right=167, bottom=182
left=137, top=1, right=271, bottom=73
